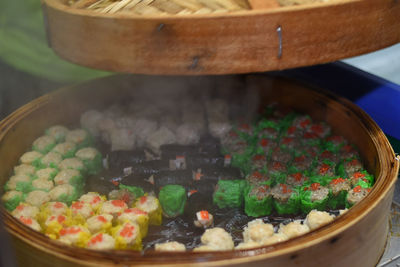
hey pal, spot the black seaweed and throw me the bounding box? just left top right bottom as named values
left=107, top=149, right=146, bottom=171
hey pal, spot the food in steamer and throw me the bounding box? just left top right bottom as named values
left=66, top=0, right=337, bottom=15
left=1, top=89, right=374, bottom=252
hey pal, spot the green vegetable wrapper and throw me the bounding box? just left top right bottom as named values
left=231, top=149, right=254, bottom=176
left=244, top=185, right=273, bottom=217
left=11, top=181, right=33, bottom=193
left=3, top=194, right=24, bottom=211
left=159, top=185, right=187, bottom=217
left=300, top=185, right=330, bottom=214
left=119, top=184, right=145, bottom=199
left=56, top=185, right=83, bottom=206
left=327, top=190, right=347, bottom=210
left=213, top=180, right=247, bottom=209
left=33, top=143, right=56, bottom=155
left=273, top=191, right=300, bottom=215
left=79, top=153, right=102, bottom=175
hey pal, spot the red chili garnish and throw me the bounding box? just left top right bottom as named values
left=16, top=205, right=24, bottom=211
left=303, top=187, right=309, bottom=191
left=48, top=216, right=56, bottom=221
left=300, top=119, right=311, bottom=128
left=111, top=200, right=126, bottom=208
left=60, top=227, right=81, bottom=236
left=353, top=185, right=362, bottom=193
left=71, top=201, right=84, bottom=210
left=199, top=210, right=209, bottom=220
left=311, top=183, right=320, bottom=191
left=140, top=196, right=147, bottom=204
left=367, top=188, right=371, bottom=192
left=229, top=131, right=238, bottom=137
left=304, top=132, right=317, bottom=139
left=258, top=187, right=266, bottom=193
left=132, top=208, right=147, bottom=215
left=353, top=172, right=365, bottom=179
left=57, top=215, right=66, bottom=224
left=287, top=126, right=296, bottom=134
left=54, top=202, right=64, bottom=209
left=111, top=180, right=119, bottom=186
left=272, top=161, right=283, bottom=170
left=330, top=178, right=345, bottom=185
left=280, top=184, right=292, bottom=194
left=253, top=155, right=265, bottom=161
left=282, top=137, right=293, bottom=145
left=89, top=233, right=103, bottom=245
left=320, top=151, right=333, bottom=159
left=20, top=216, right=32, bottom=225
left=348, top=159, right=359, bottom=166
left=120, top=224, right=135, bottom=238
left=194, top=172, right=203, bottom=181
left=252, top=171, right=263, bottom=179
left=224, top=154, right=231, bottom=159
left=260, top=138, right=269, bottom=147
left=188, top=189, right=198, bottom=197
left=362, top=179, right=368, bottom=183
left=294, top=155, right=305, bottom=163
left=122, top=193, right=131, bottom=204
left=240, top=124, right=250, bottom=130
left=319, top=164, right=330, bottom=175
left=91, top=196, right=101, bottom=204
left=97, top=215, right=107, bottom=223
left=292, top=173, right=303, bottom=182
left=311, top=124, right=323, bottom=135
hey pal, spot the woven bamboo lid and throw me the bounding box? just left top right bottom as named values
left=42, top=0, right=400, bottom=74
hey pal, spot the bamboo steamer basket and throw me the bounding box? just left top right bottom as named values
left=41, top=0, right=400, bottom=75
left=0, top=74, right=398, bottom=267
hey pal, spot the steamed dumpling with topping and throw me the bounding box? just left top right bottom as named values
left=58, top=158, right=85, bottom=173
left=70, top=201, right=94, bottom=220
left=41, top=201, right=69, bottom=217
left=19, top=151, right=43, bottom=165
left=46, top=125, right=69, bottom=143
left=32, top=177, right=54, bottom=191
left=18, top=215, right=42, bottom=231
left=66, top=129, right=92, bottom=149
left=87, top=233, right=115, bottom=250
left=32, top=135, right=56, bottom=154
left=52, top=142, right=77, bottom=159
left=11, top=203, right=40, bottom=219
left=2, top=191, right=24, bottom=211
left=100, top=200, right=127, bottom=216
left=75, top=147, right=102, bottom=175
left=14, top=164, right=36, bottom=176
left=49, top=184, right=79, bottom=205
left=39, top=152, right=63, bottom=169
left=54, top=169, right=83, bottom=186
left=36, top=168, right=58, bottom=181
left=58, top=226, right=91, bottom=247
left=5, top=174, right=31, bottom=192
left=25, top=190, right=51, bottom=207
left=86, top=214, right=113, bottom=234
left=113, top=222, right=142, bottom=250
left=79, top=192, right=105, bottom=211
